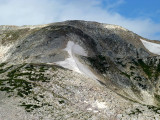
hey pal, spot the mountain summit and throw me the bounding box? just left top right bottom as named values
left=1, top=20, right=160, bottom=119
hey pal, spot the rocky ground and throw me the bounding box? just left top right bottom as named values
left=0, top=62, right=160, bottom=120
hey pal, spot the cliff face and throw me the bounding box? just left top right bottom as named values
left=1, top=20, right=160, bottom=119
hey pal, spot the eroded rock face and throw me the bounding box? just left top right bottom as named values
left=1, top=20, right=160, bottom=119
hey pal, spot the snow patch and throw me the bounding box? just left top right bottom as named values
left=140, top=39, right=160, bottom=55
left=94, top=101, right=107, bottom=109
left=104, top=24, right=127, bottom=31
left=55, top=41, right=86, bottom=73
left=87, top=108, right=92, bottom=111
left=55, top=41, right=97, bottom=80
left=0, top=45, right=13, bottom=62
left=85, top=100, right=108, bottom=112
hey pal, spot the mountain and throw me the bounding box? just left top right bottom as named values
left=1, top=20, right=160, bottom=119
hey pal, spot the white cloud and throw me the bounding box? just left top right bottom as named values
left=104, top=0, right=125, bottom=10
left=0, top=0, right=159, bottom=40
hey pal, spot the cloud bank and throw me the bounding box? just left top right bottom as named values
left=0, top=0, right=160, bottom=40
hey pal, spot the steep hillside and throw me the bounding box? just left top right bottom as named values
left=1, top=20, right=160, bottom=120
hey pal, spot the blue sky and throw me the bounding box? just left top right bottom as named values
left=0, top=0, right=160, bottom=40
left=102, top=0, right=160, bottom=22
